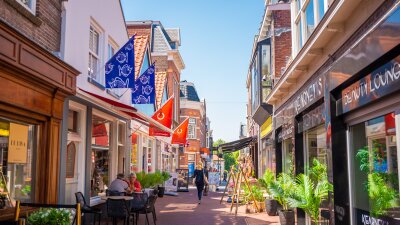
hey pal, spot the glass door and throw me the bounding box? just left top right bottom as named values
left=349, top=112, right=400, bottom=224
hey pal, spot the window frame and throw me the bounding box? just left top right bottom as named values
left=188, top=118, right=197, bottom=139
left=294, top=0, right=327, bottom=53
left=16, top=0, right=37, bottom=15
left=88, top=23, right=104, bottom=85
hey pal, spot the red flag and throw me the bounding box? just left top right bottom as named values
left=149, top=97, right=174, bottom=136
left=171, top=118, right=189, bottom=144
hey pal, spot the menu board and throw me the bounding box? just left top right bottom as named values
left=176, top=169, right=189, bottom=192
left=164, top=172, right=178, bottom=192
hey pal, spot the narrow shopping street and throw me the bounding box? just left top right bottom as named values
left=142, top=188, right=279, bottom=225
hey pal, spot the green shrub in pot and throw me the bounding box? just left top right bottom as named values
left=27, top=208, right=71, bottom=225
left=269, top=173, right=295, bottom=225
left=259, top=169, right=278, bottom=216
left=288, top=159, right=333, bottom=224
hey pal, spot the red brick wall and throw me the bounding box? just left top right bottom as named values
left=126, top=25, right=151, bottom=37
left=179, top=107, right=207, bottom=168
left=0, top=0, right=62, bottom=52
left=272, top=10, right=291, bottom=79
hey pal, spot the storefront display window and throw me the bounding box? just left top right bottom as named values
left=90, top=115, right=111, bottom=197
left=305, top=125, right=332, bottom=222
left=0, top=119, right=35, bottom=204
left=147, top=139, right=153, bottom=173
left=283, top=139, right=294, bottom=174
left=131, top=134, right=138, bottom=172
left=350, top=112, right=400, bottom=223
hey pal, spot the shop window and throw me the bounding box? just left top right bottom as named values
left=142, top=136, right=147, bottom=172
left=90, top=115, right=111, bottom=197
left=305, top=125, right=332, bottom=223
left=283, top=139, right=294, bottom=174
left=131, top=134, right=138, bottom=172
left=117, top=122, right=126, bottom=174
left=350, top=112, right=400, bottom=222
left=0, top=119, right=35, bottom=204
left=147, top=139, right=153, bottom=173
left=68, top=110, right=79, bottom=133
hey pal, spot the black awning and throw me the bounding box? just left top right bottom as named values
left=219, top=136, right=257, bottom=153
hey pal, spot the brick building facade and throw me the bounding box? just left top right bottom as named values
left=0, top=0, right=63, bottom=52
left=179, top=81, right=207, bottom=169
left=0, top=0, right=79, bottom=216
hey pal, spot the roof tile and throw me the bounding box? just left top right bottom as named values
left=155, top=71, right=167, bottom=108
left=133, top=35, right=149, bottom=78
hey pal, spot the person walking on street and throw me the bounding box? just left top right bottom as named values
left=193, top=162, right=208, bottom=204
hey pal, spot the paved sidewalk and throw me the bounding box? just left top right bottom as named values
left=149, top=187, right=280, bottom=225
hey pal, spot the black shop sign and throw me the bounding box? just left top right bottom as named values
left=340, top=56, right=400, bottom=114
left=293, top=76, right=324, bottom=115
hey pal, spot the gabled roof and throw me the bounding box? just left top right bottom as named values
left=165, top=28, right=181, bottom=46
left=133, top=35, right=149, bottom=78
left=155, top=71, right=167, bottom=108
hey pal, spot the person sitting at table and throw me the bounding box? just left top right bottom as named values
left=108, top=173, right=129, bottom=195
left=128, top=172, right=142, bottom=192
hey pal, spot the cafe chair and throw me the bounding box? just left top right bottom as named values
left=106, top=198, right=133, bottom=225
left=106, top=189, right=126, bottom=196
left=133, top=193, right=158, bottom=225
left=75, top=192, right=102, bottom=225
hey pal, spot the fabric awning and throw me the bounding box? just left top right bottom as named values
left=80, top=88, right=137, bottom=112
left=80, top=88, right=172, bottom=134
left=123, top=110, right=172, bottom=134
left=219, top=136, right=256, bottom=153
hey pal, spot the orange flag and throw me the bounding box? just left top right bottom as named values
left=149, top=97, right=173, bottom=137
left=171, top=118, right=189, bottom=144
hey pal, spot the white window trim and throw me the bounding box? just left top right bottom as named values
left=16, top=0, right=36, bottom=15
left=88, top=20, right=104, bottom=85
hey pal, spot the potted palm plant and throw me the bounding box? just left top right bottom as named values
left=269, top=173, right=295, bottom=225
left=288, top=159, right=333, bottom=225
left=259, top=169, right=278, bottom=216
left=156, top=171, right=170, bottom=198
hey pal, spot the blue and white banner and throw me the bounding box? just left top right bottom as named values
left=132, top=65, right=155, bottom=104
left=105, top=36, right=135, bottom=89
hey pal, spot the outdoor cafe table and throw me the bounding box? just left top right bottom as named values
left=101, top=196, right=134, bottom=201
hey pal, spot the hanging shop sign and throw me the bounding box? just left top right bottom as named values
left=8, top=123, right=29, bottom=164
left=293, top=76, right=324, bottom=114
left=260, top=116, right=272, bottom=138
left=340, top=56, right=400, bottom=114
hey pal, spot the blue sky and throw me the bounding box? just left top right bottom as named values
left=121, top=0, right=264, bottom=142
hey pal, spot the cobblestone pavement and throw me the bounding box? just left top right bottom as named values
left=149, top=187, right=280, bottom=225
left=97, top=187, right=280, bottom=225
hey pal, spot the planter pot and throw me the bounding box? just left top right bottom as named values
left=256, top=201, right=265, bottom=212
left=265, top=199, right=278, bottom=216
left=158, top=186, right=165, bottom=198
left=278, top=209, right=295, bottom=225
left=0, top=198, right=5, bottom=209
